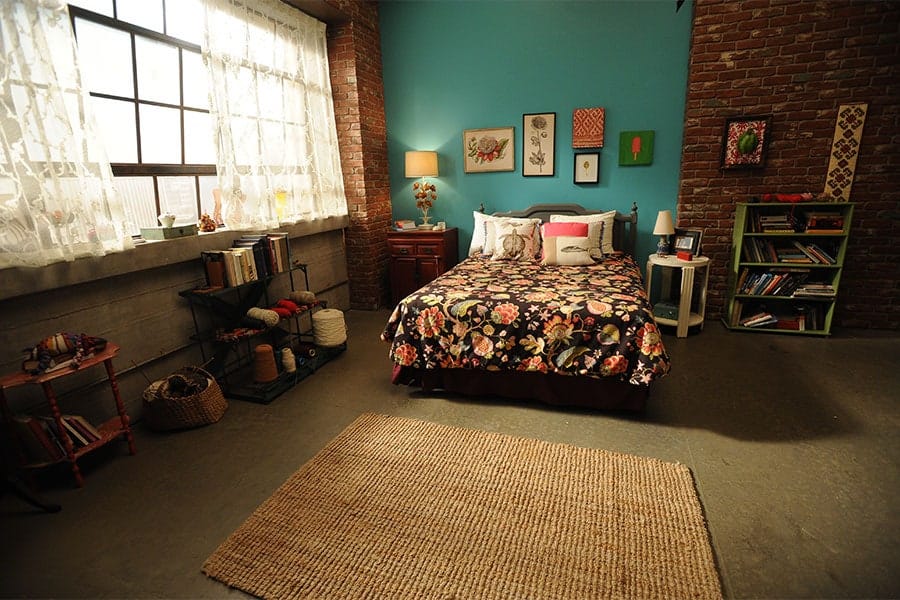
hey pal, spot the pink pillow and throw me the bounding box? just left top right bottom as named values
left=541, top=221, right=589, bottom=238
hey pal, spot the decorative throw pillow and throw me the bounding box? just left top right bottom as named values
left=484, top=216, right=542, bottom=256
left=490, top=220, right=540, bottom=261
left=468, top=210, right=490, bottom=256
left=550, top=210, right=617, bottom=256
left=542, top=235, right=594, bottom=266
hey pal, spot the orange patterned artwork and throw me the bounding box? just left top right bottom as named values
left=572, top=107, right=605, bottom=148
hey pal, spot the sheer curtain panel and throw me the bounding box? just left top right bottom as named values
left=203, top=0, right=348, bottom=230
left=0, top=0, right=133, bottom=268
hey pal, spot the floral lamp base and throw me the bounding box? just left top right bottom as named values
left=656, top=236, right=671, bottom=256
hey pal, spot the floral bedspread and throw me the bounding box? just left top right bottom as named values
left=381, top=254, right=670, bottom=386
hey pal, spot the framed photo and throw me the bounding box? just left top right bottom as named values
left=523, top=112, right=555, bottom=176
left=573, top=153, right=599, bottom=184
left=618, top=130, right=655, bottom=166
left=464, top=127, right=515, bottom=173
left=673, top=227, right=703, bottom=255
left=720, top=115, right=771, bottom=169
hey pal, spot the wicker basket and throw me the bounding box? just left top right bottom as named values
left=142, top=366, right=227, bottom=431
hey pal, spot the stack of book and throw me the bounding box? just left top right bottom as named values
left=739, top=311, right=778, bottom=328
left=736, top=268, right=809, bottom=296
left=758, top=214, right=796, bottom=233
left=792, top=283, right=836, bottom=298
left=803, top=211, right=844, bottom=233
left=200, top=232, right=292, bottom=288
left=12, top=414, right=102, bottom=464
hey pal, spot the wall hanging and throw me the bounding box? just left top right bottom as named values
left=572, top=107, right=605, bottom=148
left=523, top=113, right=556, bottom=176
left=619, top=130, right=655, bottom=166
left=464, top=127, right=514, bottom=173
left=823, top=103, right=867, bottom=202
left=720, top=115, right=771, bottom=169
left=574, top=153, right=600, bottom=184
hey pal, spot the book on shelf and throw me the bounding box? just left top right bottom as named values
left=12, top=415, right=62, bottom=462
left=67, top=415, right=101, bottom=443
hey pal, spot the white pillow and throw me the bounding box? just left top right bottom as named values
left=542, top=235, right=593, bottom=266
left=483, top=216, right=542, bottom=256
left=550, top=210, right=617, bottom=256
left=468, top=210, right=489, bottom=256
left=491, top=220, right=540, bottom=261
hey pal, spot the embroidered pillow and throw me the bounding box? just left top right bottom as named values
left=484, top=216, right=542, bottom=256
left=490, top=220, right=540, bottom=261
left=549, top=210, right=617, bottom=256
left=542, top=235, right=593, bottom=266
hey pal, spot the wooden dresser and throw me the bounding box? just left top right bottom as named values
left=387, top=228, right=459, bottom=305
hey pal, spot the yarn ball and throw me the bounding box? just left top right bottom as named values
left=277, top=299, right=301, bottom=313
left=271, top=306, right=292, bottom=319
left=289, top=290, right=316, bottom=305
left=246, top=307, right=280, bottom=327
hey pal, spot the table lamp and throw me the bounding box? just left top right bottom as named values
left=405, top=151, right=439, bottom=227
left=653, top=210, right=675, bottom=256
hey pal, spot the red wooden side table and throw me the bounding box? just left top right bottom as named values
left=0, top=342, right=136, bottom=487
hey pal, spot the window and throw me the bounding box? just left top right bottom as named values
left=69, top=0, right=216, bottom=235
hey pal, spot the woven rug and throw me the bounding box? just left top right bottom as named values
left=203, top=413, right=722, bottom=599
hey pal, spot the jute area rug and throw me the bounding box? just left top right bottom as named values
left=203, top=413, right=722, bottom=599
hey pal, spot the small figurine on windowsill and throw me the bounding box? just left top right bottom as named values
left=199, top=213, right=217, bottom=232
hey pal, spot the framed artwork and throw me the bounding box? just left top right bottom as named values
left=572, top=107, right=605, bottom=148
left=573, top=153, right=599, bottom=184
left=673, top=227, right=703, bottom=255
left=618, top=130, right=655, bottom=166
left=720, top=115, right=771, bottom=169
left=463, top=127, right=515, bottom=173
left=523, top=112, right=555, bottom=176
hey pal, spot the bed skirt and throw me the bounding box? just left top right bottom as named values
left=391, top=365, right=649, bottom=411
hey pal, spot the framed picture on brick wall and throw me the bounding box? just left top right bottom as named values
left=721, top=115, right=771, bottom=169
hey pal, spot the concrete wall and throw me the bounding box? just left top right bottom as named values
left=0, top=224, right=350, bottom=425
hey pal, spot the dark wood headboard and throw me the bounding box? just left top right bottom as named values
left=492, top=202, right=638, bottom=255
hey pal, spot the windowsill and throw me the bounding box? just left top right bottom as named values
left=0, top=214, right=350, bottom=301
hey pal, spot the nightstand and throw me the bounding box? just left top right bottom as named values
left=645, top=254, right=711, bottom=337
left=387, top=228, right=459, bottom=305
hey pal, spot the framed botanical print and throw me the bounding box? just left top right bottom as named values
left=720, top=115, right=771, bottom=169
left=573, top=153, right=599, bottom=184
left=523, top=112, right=555, bottom=176
left=463, top=127, right=515, bottom=173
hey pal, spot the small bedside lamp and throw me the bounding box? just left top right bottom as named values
left=653, top=210, right=675, bottom=256
left=405, top=150, right=439, bottom=227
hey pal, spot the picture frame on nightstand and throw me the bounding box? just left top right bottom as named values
left=674, top=227, right=703, bottom=256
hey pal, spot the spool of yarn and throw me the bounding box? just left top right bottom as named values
left=281, top=347, right=297, bottom=373
left=246, top=307, right=280, bottom=327
left=253, top=344, right=278, bottom=383
left=289, top=290, right=317, bottom=305
left=312, top=308, right=347, bottom=347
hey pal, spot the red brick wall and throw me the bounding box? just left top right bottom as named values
left=680, top=0, right=900, bottom=329
left=326, top=1, right=392, bottom=309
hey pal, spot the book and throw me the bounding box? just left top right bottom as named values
left=70, top=415, right=102, bottom=441
left=12, top=416, right=58, bottom=462
left=61, top=416, right=90, bottom=447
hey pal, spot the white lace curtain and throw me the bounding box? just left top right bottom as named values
left=0, top=0, right=133, bottom=268
left=203, top=0, right=348, bottom=230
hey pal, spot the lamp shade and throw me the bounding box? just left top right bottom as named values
left=405, top=151, right=439, bottom=178
left=653, top=210, right=675, bottom=235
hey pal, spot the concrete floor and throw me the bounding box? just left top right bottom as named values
left=1, top=309, right=898, bottom=599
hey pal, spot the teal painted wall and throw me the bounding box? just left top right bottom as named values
left=379, top=0, right=693, bottom=261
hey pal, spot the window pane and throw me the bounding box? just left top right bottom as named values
left=198, top=176, right=220, bottom=224
left=165, top=0, right=203, bottom=45
left=139, top=104, right=181, bottom=163
left=158, top=177, right=198, bottom=224
left=116, top=0, right=164, bottom=33
left=184, top=111, right=215, bottom=164
left=182, top=50, right=208, bottom=109
left=135, top=36, right=179, bottom=105
left=74, top=18, right=134, bottom=98
left=114, top=176, right=156, bottom=235
left=69, top=0, right=114, bottom=17
left=90, top=97, right=138, bottom=163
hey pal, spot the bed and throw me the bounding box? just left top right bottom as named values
left=380, top=203, right=670, bottom=410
